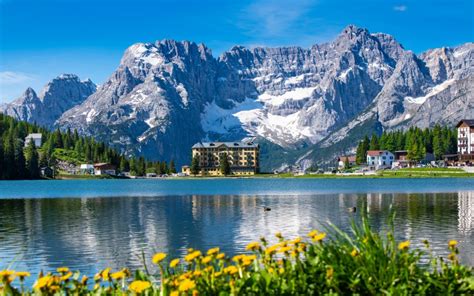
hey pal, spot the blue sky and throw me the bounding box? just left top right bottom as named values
left=0, top=0, right=472, bottom=103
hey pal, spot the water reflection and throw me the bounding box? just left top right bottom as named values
left=0, top=192, right=473, bottom=285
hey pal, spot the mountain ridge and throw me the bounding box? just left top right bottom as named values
left=2, top=25, right=473, bottom=170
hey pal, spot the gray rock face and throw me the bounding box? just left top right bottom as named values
left=28, top=25, right=472, bottom=169
left=1, top=74, right=96, bottom=128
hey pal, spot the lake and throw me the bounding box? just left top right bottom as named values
left=0, top=178, right=473, bottom=285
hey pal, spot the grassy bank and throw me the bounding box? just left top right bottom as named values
left=1, top=215, right=472, bottom=295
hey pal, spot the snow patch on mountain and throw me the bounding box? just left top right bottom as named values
left=258, top=87, right=316, bottom=106
left=405, top=79, right=455, bottom=105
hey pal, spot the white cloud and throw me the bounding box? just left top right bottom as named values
left=393, top=5, right=407, bottom=12
left=0, top=71, right=35, bottom=85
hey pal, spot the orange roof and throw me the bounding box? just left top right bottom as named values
left=367, top=150, right=385, bottom=156
left=338, top=155, right=356, bottom=162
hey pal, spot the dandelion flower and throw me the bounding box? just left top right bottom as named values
left=202, top=256, right=212, bottom=264
left=246, top=241, right=261, bottom=251
left=179, top=279, right=196, bottom=292
left=448, top=240, right=458, bottom=248
left=326, top=266, right=334, bottom=279
left=224, top=266, right=239, bottom=275
left=170, top=259, right=180, bottom=268
left=152, top=252, right=167, bottom=264
left=170, top=291, right=179, bottom=296
left=56, top=267, right=69, bottom=273
left=111, top=271, right=126, bottom=280
left=129, top=280, right=151, bottom=293
left=101, top=267, right=111, bottom=281
left=398, top=240, right=410, bottom=251
left=312, top=232, right=326, bottom=242
left=308, top=230, right=318, bottom=238
left=351, top=249, right=359, bottom=257
left=207, top=247, right=220, bottom=256
left=216, top=253, right=225, bottom=260
left=15, top=271, right=30, bottom=280
left=33, top=276, right=52, bottom=290
left=60, top=271, right=73, bottom=281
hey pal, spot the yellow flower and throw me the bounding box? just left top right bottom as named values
left=351, top=249, right=359, bottom=257
left=170, top=291, right=179, bottom=296
left=60, top=271, right=73, bottom=281
left=170, top=258, right=180, bottom=268
left=128, top=280, right=152, bottom=294
left=398, top=240, right=410, bottom=251
left=187, top=248, right=194, bottom=253
left=216, top=253, right=225, bottom=260
left=278, top=267, right=285, bottom=274
left=49, top=285, right=60, bottom=292
left=193, top=270, right=202, bottom=277
left=308, top=230, right=318, bottom=238
left=224, top=266, right=239, bottom=275
left=268, top=267, right=274, bottom=274
left=152, top=252, right=167, bottom=264
left=207, top=247, right=220, bottom=256
left=312, top=232, right=327, bottom=242
left=214, top=271, right=222, bottom=278
left=111, top=271, right=126, bottom=280
left=185, top=250, right=202, bottom=262
left=33, top=276, right=52, bottom=290
left=202, top=256, right=212, bottom=264
left=179, top=278, right=196, bottom=292
left=101, top=267, right=111, bottom=281
left=326, top=266, right=334, bottom=279
left=291, top=237, right=302, bottom=244
left=279, top=246, right=292, bottom=253
left=15, top=271, right=31, bottom=279
left=0, top=270, right=15, bottom=279
left=447, top=253, right=457, bottom=261
left=448, top=240, right=458, bottom=248
left=193, top=290, right=199, bottom=296
left=265, top=245, right=279, bottom=256
left=246, top=241, right=261, bottom=251
left=232, top=254, right=245, bottom=263
left=56, top=267, right=69, bottom=273
left=81, top=275, right=88, bottom=285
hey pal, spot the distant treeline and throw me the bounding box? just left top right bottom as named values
left=0, top=114, right=175, bottom=180
left=355, top=125, right=457, bottom=164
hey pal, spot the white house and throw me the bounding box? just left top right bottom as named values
left=93, top=163, right=116, bottom=176
left=24, top=133, right=42, bottom=147
left=80, top=164, right=94, bottom=175
left=457, top=120, right=474, bottom=158
left=366, top=150, right=394, bottom=170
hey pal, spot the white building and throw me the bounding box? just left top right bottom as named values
left=457, top=120, right=474, bottom=156
left=80, top=164, right=94, bottom=175
left=24, top=133, right=42, bottom=147
left=366, top=150, right=394, bottom=170
left=93, top=163, right=116, bottom=176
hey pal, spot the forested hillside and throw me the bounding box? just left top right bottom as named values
left=0, top=114, right=176, bottom=180
left=355, top=125, right=457, bottom=164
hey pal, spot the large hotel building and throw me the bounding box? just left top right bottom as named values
left=189, top=141, right=259, bottom=175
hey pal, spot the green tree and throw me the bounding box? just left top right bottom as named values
left=191, top=156, right=200, bottom=176
left=119, top=158, right=130, bottom=172
left=169, top=160, right=177, bottom=174
left=219, top=152, right=231, bottom=176
left=14, top=139, right=27, bottom=179
left=3, top=133, right=15, bottom=179
left=369, top=133, right=380, bottom=150
left=356, top=135, right=370, bottom=164
left=25, top=139, right=40, bottom=179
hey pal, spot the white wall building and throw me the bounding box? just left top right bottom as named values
left=366, top=150, right=394, bottom=170
left=24, top=133, right=42, bottom=147
left=457, top=120, right=474, bottom=155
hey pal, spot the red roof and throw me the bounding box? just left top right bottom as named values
left=367, top=150, right=386, bottom=156
left=338, top=155, right=356, bottom=162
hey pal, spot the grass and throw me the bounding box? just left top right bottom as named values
left=1, top=213, right=473, bottom=295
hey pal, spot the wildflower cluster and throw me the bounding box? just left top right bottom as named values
left=1, top=215, right=473, bottom=295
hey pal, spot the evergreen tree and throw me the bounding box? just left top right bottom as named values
left=191, top=156, right=200, bottom=176
left=356, top=135, right=370, bottom=164
left=219, top=152, right=231, bottom=176
left=169, top=160, right=177, bottom=174
left=119, top=158, right=130, bottom=172
left=0, top=139, right=3, bottom=179
left=3, top=133, right=15, bottom=179
left=14, top=139, right=27, bottom=179
left=25, top=139, right=40, bottom=179
left=369, top=133, right=380, bottom=150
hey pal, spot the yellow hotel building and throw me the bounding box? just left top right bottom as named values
left=191, top=142, right=260, bottom=175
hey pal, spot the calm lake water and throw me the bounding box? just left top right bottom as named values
left=0, top=178, right=473, bottom=285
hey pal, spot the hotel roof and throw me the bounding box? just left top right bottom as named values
left=192, top=142, right=259, bottom=148
left=456, top=119, right=474, bottom=128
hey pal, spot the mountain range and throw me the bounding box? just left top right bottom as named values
left=1, top=25, right=473, bottom=171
